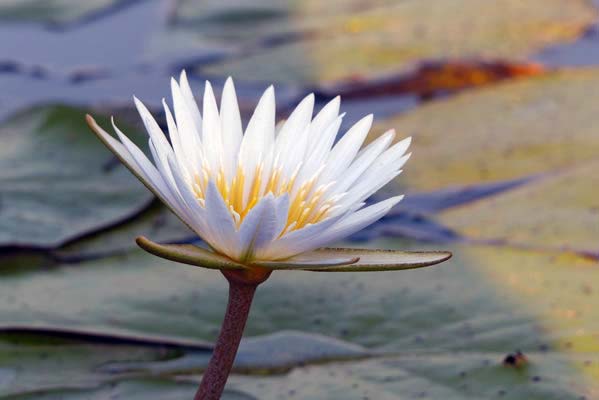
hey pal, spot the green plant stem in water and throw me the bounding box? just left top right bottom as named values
left=194, top=269, right=270, bottom=400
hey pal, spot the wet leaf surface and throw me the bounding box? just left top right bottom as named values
left=55, top=202, right=193, bottom=260
left=375, top=68, right=599, bottom=191
left=439, top=160, right=599, bottom=255
left=2, top=237, right=599, bottom=397
left=0, top=105, right=152, bottom=248
left=0, top=0, right=126, bottom=26
left=200, top=0, right=594, bottom=84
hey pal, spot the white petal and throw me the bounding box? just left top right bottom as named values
left=204, top=181, right=239, bottom=256
left=179, top=70, right=203, bottom=133
left=319, top=114, right=373, bottom=184
left=272, top=193, right=290, bottom=239
left=274, top=94, right=314, bottom=178
left=339, top=166, right=405, bottom=210
left=202, top=80, right=223, bottom=173
left=166, top=155, right=212, bottom=236
left=220, top=77, right=243, bottom=181
left=108, top=120, right=201, bottom=234
left=315, top=195, right=404, bottom=246
left=162, top=99, right=194, bottom=178
left=374, top=136, right=412, bottom=167
left=295, top=114, right=344, bottom=188
left=133, top=97, right=172, bottom=153
left=111, top=119, right=171, bottom=203
left=333, top=129, right=395, bottom=194
left=307, top=96, right=340, bottom=153
left=238, top=85, right=275, bottom=207
left=257, top=212, right=347, bottom=260
left=171, top=78, right=203, bottom=170
left=237, top=194, right=279, bottom=260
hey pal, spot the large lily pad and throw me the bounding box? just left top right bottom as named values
left=0, top=105, right=152, bottom=248
left=56, top=203, right=193, bottom=260
left=439, top=160, right=599, bottom=255
left=199, top=0, right=595, bottom=84
left=2, top=239, right=598, bottom=397
left=0, top=0, right=126, bottom=26
left=375, top=68, right=599, bottom=191
left=227, top=351, right=591, bottom=400
left=0, top=334, right=179, bottom=397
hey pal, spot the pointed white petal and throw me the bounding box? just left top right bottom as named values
left=165, top=154, right=212, bottom=235
left=179, top=70, right=203, bottom=132
left=111, top=119, right=171, bottom=202
left=319, top=114, right=373, bottom=184
left=202, top=80, right=223, bottom=173
left=204, top=181, right=239, bottom=255
left=162, top=99, right=194, bottom=178
left=238, top=85, right=275, bottom=206
left=272, top=193, right=290, bottom=239
left=257, top=212, right=347, bottom=260
left=333, top=129, right=395, bottom=193
left=237, top=194, right=279, bottom=260
left=340, top=167, right=405, bottom=210
left=171, top=78, right=203, bottom=170
left=307, top=96, right=340, bottom=153
left=315, top=195, right=404, bottom=246
left=274, top=94, right=314, bottom=177
left=87, top=116, right=200, bottom=235
left=296, top=114, right=344, bottom=186
left=220, top=77, right=243, bottom=181
left=133, top=97, right=172, bottom=153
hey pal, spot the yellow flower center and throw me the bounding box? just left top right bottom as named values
left=191, top=164, right=336, bottom=234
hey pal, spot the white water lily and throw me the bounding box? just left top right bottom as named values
left=88, top=72, right=412, bottom=263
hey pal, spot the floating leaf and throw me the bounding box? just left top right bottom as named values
left=0, top=105, right=152, bottom=248
left=0, top=334, right=180, bottom=397
left=0, top=0, right=126, bottom=26
left=375, top=69, right=599, bottom=191
left=101, top=330, right=371, bottom=376
left=56, top=203, right=193, bottom=260
left=1, top=241, right=598, bottom=396
left=439, top=160, right=599, bottom=254
left=199, top=0, right=594, bottom=84
left=228, top=351, right=591, bottom=400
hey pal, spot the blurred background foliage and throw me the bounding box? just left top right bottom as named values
left=1, top=0, right=599, bottom=398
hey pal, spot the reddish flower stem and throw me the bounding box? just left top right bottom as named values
left=194, top=269, right=269, bottom=400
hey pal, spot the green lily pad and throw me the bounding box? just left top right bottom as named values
left=439, top=160, right=599, bottom=254
left=101, top=330, right=371, bottom=376
left=0, top=0, right=125, bottom=26
left=56, top=203, right=193, bottom=260
left=5, top=378, right=250, bottom=400
left=0, top=333, right=180, bottom=397
left=375, top=68, right=599, bottom=191
left=0, top=105, right=152, bottom=249
left=2, top=240, right=599, bottom=397
left=227, top=351, right=593, bottom=400
left=199, top=0, right=595, bottom=84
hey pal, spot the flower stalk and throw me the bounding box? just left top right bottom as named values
left=195, top=269, right=270, bottom=400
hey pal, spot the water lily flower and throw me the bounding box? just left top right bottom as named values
left=87, top=71, right=451, bottom=400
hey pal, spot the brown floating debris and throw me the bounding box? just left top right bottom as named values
left=318, top=60, right=545, bottom=101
